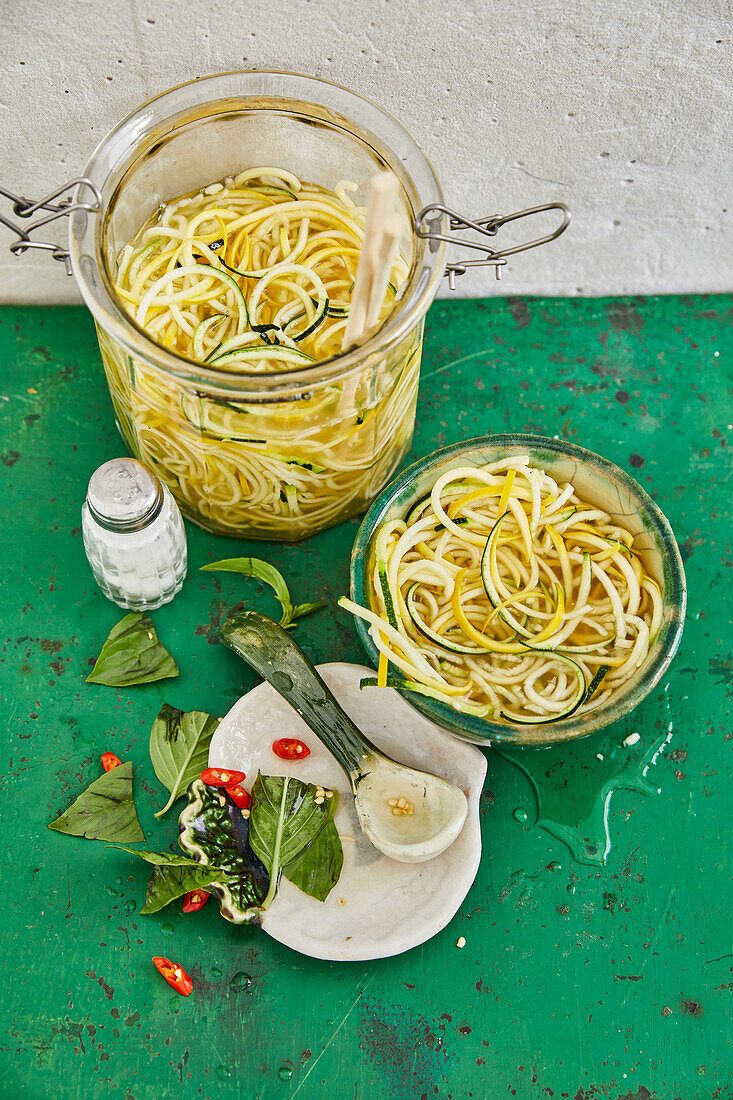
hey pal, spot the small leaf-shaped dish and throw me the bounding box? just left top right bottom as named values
left=179, top=780, right=269, bottom=923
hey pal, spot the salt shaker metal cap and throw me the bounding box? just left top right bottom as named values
left=82, top=458, right=187, bottom=611
left=86, top=459, right=164, bottom=532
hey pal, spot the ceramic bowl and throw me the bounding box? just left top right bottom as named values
left=349, top=434, right=686, bottom=746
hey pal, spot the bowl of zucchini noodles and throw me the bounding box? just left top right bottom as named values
left=345, top=435, right=686, bottom=745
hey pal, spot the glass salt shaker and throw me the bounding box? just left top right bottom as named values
left=82, top=458, right=187, bottom=610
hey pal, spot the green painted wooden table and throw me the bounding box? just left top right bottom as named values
left=1, top=296, right=730, bottom=1100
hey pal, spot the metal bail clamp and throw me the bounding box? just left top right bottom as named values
left=0, top=178, right=102, bottom=275
left=415, top=201, right=571, bottom=289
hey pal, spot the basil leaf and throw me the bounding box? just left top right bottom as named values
left=200, top=557, right=326, bottom=630
left=284, top=813, right=343, bottom=902
left=291, top=601, right=328, bottom=623
left=141, top=863, right=227, bottom=914
left=48, top=761, right=144, bottom=843
left=201, top=557, right=292, bottom=609
left=108, top=844, right=224, bottom=869
left=110, top=845, right=234, bottom=916
left=149, top=704, right=220, bottom=818
left=249, top=773, right=343, bottom=908
left=179, top=779, right=270, bottom=922
left=87, top=612, right=179, bottom=686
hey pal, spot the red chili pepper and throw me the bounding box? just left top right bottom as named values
left=101, top=752, right=122, bottom=772
left=200, top=767, right=246, bottom=787
left=272, top=737, right=311, bottom=761
left=182, top=890, right=210, bottom=913
left=152, top=956, right=193, bottom=997
left=225, top=783, right=251, bottom=809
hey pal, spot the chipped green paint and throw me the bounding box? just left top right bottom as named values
left=0, top=297, right=730, bottom=1099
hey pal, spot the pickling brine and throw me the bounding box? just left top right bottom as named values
left=102, top=167, right=419, bottom=539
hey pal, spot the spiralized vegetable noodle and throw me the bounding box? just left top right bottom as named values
left=102, top=167, right=418, bottom=539
left=340, top=456, right=663, bottom=726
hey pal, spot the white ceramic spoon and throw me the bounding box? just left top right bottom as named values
left=220, top=612, right=468, bottom=863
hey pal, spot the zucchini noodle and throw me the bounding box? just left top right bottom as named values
left=102, top=168, right=417, bottom=539
left=340, top=457, right=663, bottom=726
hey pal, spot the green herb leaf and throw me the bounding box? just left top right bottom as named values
left=108, top=844, right=224, bottom=869
left=86, top=612, right=179, bottom=686
left=48, top=761, right=144, bottom=843
left=110, top=843, right=240, bottom=916
left=291, top=601, right=328, bottom=623
left=249, top=773, right=343, bottom=908
left=200, top=557, right=326, bottom=630
left=149, top=704, right=220, bottom=818
left=141, top=863, right=227, bottom=914
left=284, top=813, right=343, bottom=902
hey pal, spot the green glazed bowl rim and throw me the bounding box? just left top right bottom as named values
left=349, top=434, right=687, bottom=746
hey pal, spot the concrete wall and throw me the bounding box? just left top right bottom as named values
left=1, top=0, right=730, bottom=304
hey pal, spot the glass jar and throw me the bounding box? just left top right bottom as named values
left=68, top=72, right=447, bottom=540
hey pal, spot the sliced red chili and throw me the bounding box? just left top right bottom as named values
left=101, top=752, right=122, bottom=772
left=272, top=737, right=311, bottom=761
left=200, top=767, right=246, bottom=788
left=225, top=783, right=251, bottom=809
left=152, top=956, right=193, bottom=997
left=182, top=890, right=210, bottom=913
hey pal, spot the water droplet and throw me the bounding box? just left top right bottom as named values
left=105, top=886, right=118, bottom=897
left=161, top=923, right=174, bottom=938
left=513, top=807, right=529, bottom=823
left=123, top=899, right=136, bottom=915
left=496, top=724, right=672, bottom=866
left=115, top=876, right=123, bottom=885
left=547, top=861, right=562, bottom=872
left=278, top=1063, right=293, bottom=1082
left=210, top=966, right=223, bottom=978
left=216, top=1065, right=231, bottom=1081
left=566, top=884, right=576, bottom=896
left=272, top=671, right=293, bottom=693
left=230, top=971, right=253, bottom=992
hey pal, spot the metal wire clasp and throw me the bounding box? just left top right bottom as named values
left=0, top=178, right=102, bottom=275
left=416, top=201, right=571, bottom=289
